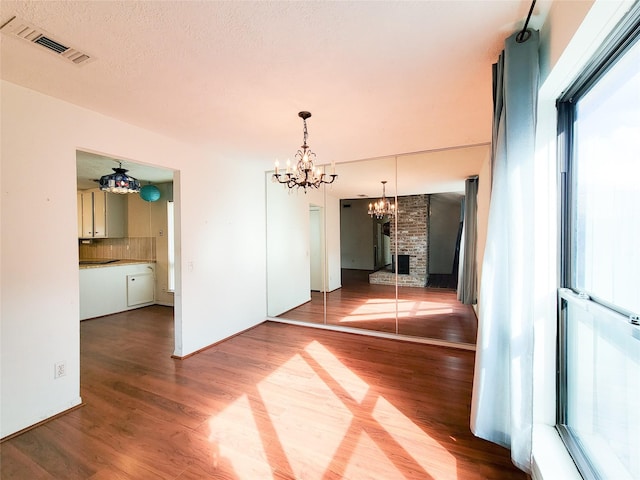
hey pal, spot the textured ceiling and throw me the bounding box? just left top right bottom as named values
left=1, top=0, right=548, bottom=191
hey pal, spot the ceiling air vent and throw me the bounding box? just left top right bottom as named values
left=0, top=16, right=94, bottom=65
left=34, top=35, right=68, bottom=54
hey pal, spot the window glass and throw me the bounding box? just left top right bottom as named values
left=564, top=296, right=640, bottom=478
left=572, top=37, right=640, bottom=314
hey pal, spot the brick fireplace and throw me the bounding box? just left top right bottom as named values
left=369, top=194, right=429, bottom=287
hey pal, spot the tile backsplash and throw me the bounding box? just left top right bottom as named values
left=79, top=237, right=156, bottom=261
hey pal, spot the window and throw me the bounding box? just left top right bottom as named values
left=557, top=6, right=640, bottom=479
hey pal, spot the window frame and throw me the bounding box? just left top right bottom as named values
left=556, top=4, right=640, bottom=479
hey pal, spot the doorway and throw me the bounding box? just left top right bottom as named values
left=427, top=193, right=464, bottom=289
left=76, top=150, right=179, bottom=346
left=309, top=205, right=324, bottom=292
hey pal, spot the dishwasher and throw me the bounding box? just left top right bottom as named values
left=126, top=269, right=155, bottom=306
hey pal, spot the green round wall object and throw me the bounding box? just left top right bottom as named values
left=140, top=185, right=161, bottom=202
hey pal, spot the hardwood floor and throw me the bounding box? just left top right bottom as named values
left=279, top=269, right=478, bottom=345
left=1, top=306, right=524, bottom=479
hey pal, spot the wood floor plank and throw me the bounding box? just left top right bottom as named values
left=45, top=413, right=170, bottom=480
left=1, top=305, right=524, bottom=479
left=5, top=426, right=96, bottom=479
left=0, top=441, right=56, bottom=480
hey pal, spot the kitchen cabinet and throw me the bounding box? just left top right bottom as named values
left=78, top=188, right=126, bottom=238
left=127, top=193, right=152, bottom=237
left=79, top=262, right=155, bottom=320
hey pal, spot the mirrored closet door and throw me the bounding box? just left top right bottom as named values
left=266, top=145, right=487, bottom=346
left=325, top=156, right=397, bottom=334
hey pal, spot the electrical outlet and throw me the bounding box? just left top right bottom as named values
left=54, top=361, right=66, bottom=379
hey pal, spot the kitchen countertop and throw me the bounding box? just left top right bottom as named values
left=79, top=259, right=155, bottom=269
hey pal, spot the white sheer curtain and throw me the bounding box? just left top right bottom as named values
left=470, top=29, right=539, bottom=473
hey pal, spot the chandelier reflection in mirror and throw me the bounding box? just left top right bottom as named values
left=99, top=162, right=141, bottom=194
left=272, top=111, right=337, bottom=192
left=368, top=181, right=396, bottom=219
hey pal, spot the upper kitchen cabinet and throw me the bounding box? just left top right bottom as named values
left=126, top=193, right=152, bottom=237
left=78, top=188, right=127, bottom=239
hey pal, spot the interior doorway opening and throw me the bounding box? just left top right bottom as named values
left=309, top=205, right=325, bottom=292
left=76, top=150, right=180, bottom=351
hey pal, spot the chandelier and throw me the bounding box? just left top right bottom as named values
left=368, top=181, right=396, bottom=219
left=272, top=111, right=337, bottom=192
left=99, top=162, right=141, bottom=194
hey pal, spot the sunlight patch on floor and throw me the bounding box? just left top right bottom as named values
left=372, top=395, right=457, bottom=476
left=206, top=346, right=459, bottom=479
left=342, top=431, right=406, bottom=479
left=338, top=298, right=453, bottom=323
left=304, top=340, right=370, bottom=403
left=257, top=353, right=353, bottom=478
left=397, top=299, right=454, bottom=318
left=207, top=394, right=272, bottom=478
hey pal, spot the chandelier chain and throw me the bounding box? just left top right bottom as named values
left=302, top=117, right=309, bottom=147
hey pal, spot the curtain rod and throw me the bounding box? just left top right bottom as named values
left=516, top=0, right=537, bottom=43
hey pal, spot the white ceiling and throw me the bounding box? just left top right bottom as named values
left=1, top=0, right=549, bottom=195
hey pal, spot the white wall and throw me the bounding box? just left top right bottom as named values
left=309, top=206, right=324, bottom=291
left=266, top=177, right=341, bottom=316
left=170, top=153, right=266, bottom=357
left=266, top=180, right=314, bottom=316
left=325, top=191, right=341, bottom=292
left=428, top=194, right=462, bottom=274
left=340, top=198, right=376, bottom=270
left=0, top=81, right=267, bottom=438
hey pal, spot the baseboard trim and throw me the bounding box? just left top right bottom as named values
left=266, top=317, right=476, bottom=351
left=171, top=321, right=267, bottom=359
left=1, top=401, right=84, bottom=443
